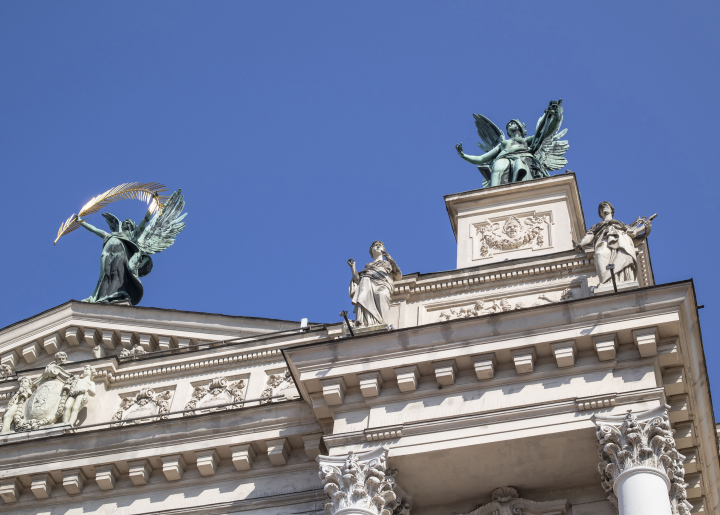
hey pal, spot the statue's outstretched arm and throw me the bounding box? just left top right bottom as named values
left=135, top=209, right=154, bottom=238
left=79, top=220, right=108, bottom=239
left=456, top=143, right=500, bottom=165
left=573, top=231, right=594, bottom=252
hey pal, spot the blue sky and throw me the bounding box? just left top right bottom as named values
left=1, top=3, right=719, bottom=411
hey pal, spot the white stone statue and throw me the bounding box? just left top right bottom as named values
left=62, top=365, right=97, bottom=427
left=574, top=201, right=654, bottom=289
left=347, top=241, right=401, bottom=328
left=1, top=377, right=33, bottom=433
left=1, top=353, right=98, bottom=433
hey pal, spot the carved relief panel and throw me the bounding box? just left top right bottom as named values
left=260, top=370, right=298, bottom=403
left=472, top=212, right=552, bottom=261
left=422, top=286, right=578, bottom=324
left=110, top=387, right=175, bottom=425
left=184, top=375, right=247, bottom=416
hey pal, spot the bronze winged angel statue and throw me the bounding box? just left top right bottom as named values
left=75, top=189, right=187, bottom=305
left=455, top=99, right=569, bottom=188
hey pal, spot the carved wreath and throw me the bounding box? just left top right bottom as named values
left=11, top=376, right=76, bottom=432
left=478, top=215, right=546, bottom=257
left=184, top=377, right=245, bottom=416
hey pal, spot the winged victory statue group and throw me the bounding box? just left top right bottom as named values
left=455, top=99, right=569, bottom=188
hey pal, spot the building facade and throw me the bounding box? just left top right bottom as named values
left=0, top=174, right=717, bottom=514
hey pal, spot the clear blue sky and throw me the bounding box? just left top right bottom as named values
left=1, top=3, right=719, bottom=411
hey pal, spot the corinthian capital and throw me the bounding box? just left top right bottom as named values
left=316, top=446, right=405, bottom=515
left=594, top=406, right=691, bottom=515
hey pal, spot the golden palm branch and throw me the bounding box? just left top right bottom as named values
left=54, top=182, right=169, bottom=244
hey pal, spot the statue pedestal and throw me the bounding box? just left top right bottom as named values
left=0, top=423, right=70, bottom=445
left=592, top=280, right=639, bottom=296
left=341, top=323, right=390, bottom=338
left=444, top=174, right=586, bottom=269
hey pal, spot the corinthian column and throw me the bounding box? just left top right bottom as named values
left=594, top=406, right=692, bottom=515
left=316, top=446, right=407, bottom=515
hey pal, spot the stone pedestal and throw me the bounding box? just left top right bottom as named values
left=444, top=174, right=585, bottom=269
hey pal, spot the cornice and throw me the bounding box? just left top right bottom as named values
left=323, top=387, right=666, bottom=448
left=392, top=251, right=594, bottom=298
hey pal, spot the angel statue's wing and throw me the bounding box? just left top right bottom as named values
left=473, top=114, right=505, bottom=152
left=534, top=127, right=569, bottom=173
left=136, top=189, right=187, bottom=255
left=102, top=213, right=121, bottom=233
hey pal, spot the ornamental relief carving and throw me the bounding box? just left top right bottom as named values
left=110, top=388, right=174, bottom=426
left=595, top=407, right=691, bottom=515
left=474, top=213, right=550, bottom=260
left=438, top=288, right=573, bottom=322
left=1, top=352, right=98, bottom=433
left=184, top=376, right=246, bottom=416
left=260, top=370, right=296, bottom=404
left=318, top=447, right=404, bottom=515
left=458, top=486, right=569, bottom=515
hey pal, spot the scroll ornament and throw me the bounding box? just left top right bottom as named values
left=595, top=408, right=691, bottom=514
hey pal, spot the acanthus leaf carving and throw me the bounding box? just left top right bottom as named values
left=317, top=446, right=401, bottom=515
left=183, top=376, right=246, bottom=416
left=595, top=407, right=691, bottom=515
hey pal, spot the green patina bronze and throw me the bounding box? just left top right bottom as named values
left=455, top=99, right=569, bottom=188
left=78, top=189, right=187, bottom=305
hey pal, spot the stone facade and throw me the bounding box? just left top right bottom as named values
left=0, top=174, right=717, bottom=514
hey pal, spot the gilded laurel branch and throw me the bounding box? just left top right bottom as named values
left=54, top=182, right=169, bottom=244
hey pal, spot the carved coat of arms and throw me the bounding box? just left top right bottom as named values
left=476, top=215, right=547, bottom=258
